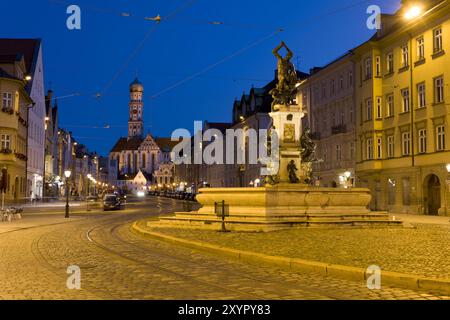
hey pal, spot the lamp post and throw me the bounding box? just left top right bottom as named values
left=86, top=174, right=92, bottom=211
left=64, top=170, right=71, bottom=218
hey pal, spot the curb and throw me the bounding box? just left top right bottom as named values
left=131, top=221, right=450, bottom=296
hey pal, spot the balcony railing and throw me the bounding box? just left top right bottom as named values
left=331, top=124, right=347, bottom=135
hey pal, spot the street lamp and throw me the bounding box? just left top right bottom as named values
left=64, top=170, right=72, bottom=218
left=446, top=164, right=450, bottom=173
left=404, top=6, right=423, bottom=20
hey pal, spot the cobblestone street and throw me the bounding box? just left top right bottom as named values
left=0, top=197, right=448, bottom=300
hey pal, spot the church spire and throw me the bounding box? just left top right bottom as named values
left=128, top=77, right=144, bottom=139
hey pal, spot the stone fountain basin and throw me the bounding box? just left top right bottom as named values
left=196, top=185, right=372, bottom=216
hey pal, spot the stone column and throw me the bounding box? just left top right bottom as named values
left=269, top=104, right=305, bottom=184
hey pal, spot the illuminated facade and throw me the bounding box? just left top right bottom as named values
left=0, top=54, right=33, bottom=201
left=354, top=0, right=450, bottom=215
left=109, top=79, right=177, bottom=192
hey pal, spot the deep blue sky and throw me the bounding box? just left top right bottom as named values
left=1, top=0, right=401, bottom=155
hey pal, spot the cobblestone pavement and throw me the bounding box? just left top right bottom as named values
left=150, top=222, right=450, bottom=280
left=0, top=197, right=448, bottom=300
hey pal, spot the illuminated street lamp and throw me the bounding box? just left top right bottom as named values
left=446, top=164, right=450, bottom=173
left=404, top=5, right=423, bottom=20
left=64, top=170, right=72, bottom=218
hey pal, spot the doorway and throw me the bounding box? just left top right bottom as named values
left=424, top=174, right=441, bottom=215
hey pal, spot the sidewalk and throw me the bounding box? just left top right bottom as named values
left=0, top=212, right=86, bottom=234
left=390, top=213, right=450, bottom=225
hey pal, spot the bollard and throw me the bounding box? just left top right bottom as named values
left=215, top=200, right=230, bottom=233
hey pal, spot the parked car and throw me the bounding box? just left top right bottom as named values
left=86, top=195, right=99, bottom=202
left=103, top=194, right=123, bottom=211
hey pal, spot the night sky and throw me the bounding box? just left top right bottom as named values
left=1, top=0, right=401, bottom=155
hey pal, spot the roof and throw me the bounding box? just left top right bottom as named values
left=155, top=137, right=180, bottom=152
left=0, top=39, right=41, bottom=75
left=130, top=77, right=143, bottom=91
left=204, top=122, right=233, bottom=133
left=141, top=171, right=153, bottom=181
left=0, top=54, right=22, bottom=64
left=110, top=137, right=144, bottom=152
left=0, top=67, right=19, bottom=81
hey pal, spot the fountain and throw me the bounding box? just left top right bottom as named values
left=154, top=42, right=402, bottom=232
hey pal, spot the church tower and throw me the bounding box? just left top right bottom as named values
left=128, top=78, right=144, bottom=138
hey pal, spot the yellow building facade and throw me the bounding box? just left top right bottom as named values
left=354, top=0, right=450, bottom=215
left=0, top=55, right=33, bottom=202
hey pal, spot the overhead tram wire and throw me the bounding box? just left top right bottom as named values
left=149, top=28, right=283, bottom=99
left=44, top=0, right=380, bottom=108
left=97, top=0, right=198, bottom=97
left=48, top=0, right=372, bottom=32
left=92, top=0, right=197, bottom=133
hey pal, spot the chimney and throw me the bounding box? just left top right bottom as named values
left=46, top=90, right=53, bottom=103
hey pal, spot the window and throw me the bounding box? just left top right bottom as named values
left=375, top=56, right=381, bottom=77
left=322, top=83, right=327, bottom=98
left=433, top=27, right=443, bottom=53
left=402, top=132, right=411, bottom=155
left=376, top=97, right=382, bottom=119
left=350, top=142, right=355, bottom=160
left=339, top=75, right=344, bottom=90
left=1, top=134, right=10, bottom=150
left=417, top=82, right=426, bottom=108
left=436, top=125, right=445, bottom=151
left=401, top=88, right=410, bottom=112
left=386, top=94, right=394, bottom=117
left=387, top=135, right=395, bottom=158
left=418, top=129, right=427, bottom=154
left=2, top=92, right=12, bottom=110
left=434, top=76, right=444, bottom=103
left=366, top=98, right=373, bottom=120
left=386, top=52, right=394, bottom=74
left=330, top=79, right=335, bottom=95
left=349, top=71, right=353, bottom=86
left=366, top=138, right=373, bottom=160
left=335, top=144, right=342, bottom=161
left=416, top=36, right=425, bottom=60
left=376, top=137, right=382, bottom=159
left=365, top=58, right=372, bottom=79
left=401, top=45, right=409, bottom=67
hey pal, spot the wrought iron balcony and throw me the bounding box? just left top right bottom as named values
left=331, top=124, right=347, bottom=135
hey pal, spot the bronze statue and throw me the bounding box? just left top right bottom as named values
left=300, top=128, right=317, bottom=163
left=287, top=160, right=300, bottom=183
left=270, top=41, right=298, bottom=110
